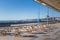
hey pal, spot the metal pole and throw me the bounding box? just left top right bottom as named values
left=47, top=7, right=49, bottom=26
left=38, top=6, right=40, bottom=23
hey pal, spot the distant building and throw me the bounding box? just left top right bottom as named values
left=40, top=17, right=60, bottom=24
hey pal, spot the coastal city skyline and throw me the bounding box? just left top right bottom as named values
left=0, top=0, right=60, bottom=20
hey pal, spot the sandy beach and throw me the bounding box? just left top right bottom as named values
left=0, top=23, right=60, bottom=40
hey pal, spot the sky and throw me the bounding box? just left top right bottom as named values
left=0, top=0, right=60, bottom=20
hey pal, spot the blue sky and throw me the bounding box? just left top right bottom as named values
left=0, top=0, right=60, bottom=20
